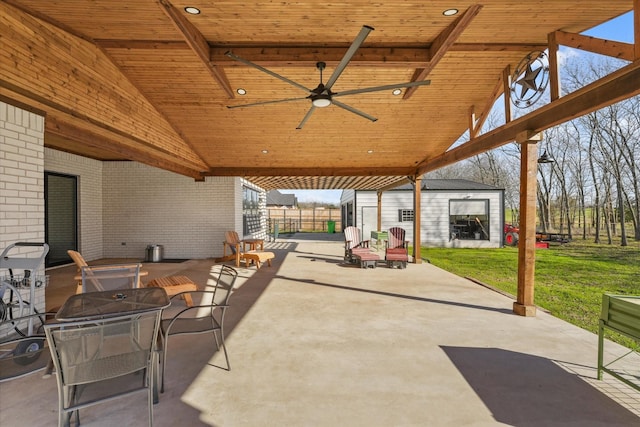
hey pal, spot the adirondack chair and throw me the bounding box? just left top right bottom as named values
left=221, top=231, right=243, bottom=266
left=385, top=227, right=409, bottom=269
left=220, top=231, right=275, bottom=269
left=343, top=226, right=371, bottom=262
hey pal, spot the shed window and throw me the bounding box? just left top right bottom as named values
left=398, top=209, right=414, bottom=222
left=449, top=199, right=489, bottom=240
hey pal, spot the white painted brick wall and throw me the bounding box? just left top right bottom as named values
left=102, top=162, right=244, bottom=259
left=0, top=102, right=46, bottom=338
left=44, top=152, right=253, bottom=260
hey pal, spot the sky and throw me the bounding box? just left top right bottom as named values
left=281, top=12, right=634, bottom=205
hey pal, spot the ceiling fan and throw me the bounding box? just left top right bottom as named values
left=225, top=25, right=431, bottom=129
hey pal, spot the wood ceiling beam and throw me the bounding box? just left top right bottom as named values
left=470, top=67, right=508, bottom=138
left=415, top=58, right=640, bottom=175
left=205, top=167, right=415, bottom=177
left=157, top=0, right=234, bottom=98
left=213, top=47, right=432, bottom=67
left=1, top=80, right=207, bottom=173
left=553, top=30, right=634, bottom=61
left=45, top=114, right=202, bottom=180
left=404, top=4, right=483, bottom=99
left=94, top=41, right=544, bottom=67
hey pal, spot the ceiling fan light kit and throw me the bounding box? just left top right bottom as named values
left=226, top=25, right=431, bottom=129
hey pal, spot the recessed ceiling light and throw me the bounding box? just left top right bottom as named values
left=236, top=88, right=247, bottom=95
left=262, top=150, right=269, bottom=154
left=367, top=150, right=374, bottom=154
left=392, top=88, right=402, bottom=96
left=443, top=9, right=458, bottom=16
left=184, top=7, right=201, bottom=15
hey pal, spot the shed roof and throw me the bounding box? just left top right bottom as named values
left=266, top=190, right=297, bottom=207
left=388, top=179, right=504, bottom=192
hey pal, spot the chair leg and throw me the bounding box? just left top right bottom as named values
left=212, top=329, right=230, bottom=371
left=151, top=350, right=159, bottom=404
left=160, top=335, right=168, bottom=394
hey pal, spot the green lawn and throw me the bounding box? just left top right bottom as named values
left=420, top=240, right=640, bottom=347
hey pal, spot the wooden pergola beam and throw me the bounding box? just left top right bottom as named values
left=207, top=167, right=415, bottom=177
left=46, top=115, right=205, bottom=180
left=210, top=43, right=542, bottom=67
left=157, top=0, right=235, bottom=98
left=415, top=58, right=640, bottom=175
left=553, top=30, right=634, bottom=61
left=404, top=4, right=483, bottom=99
left=470, top=68, right=508, bottom=138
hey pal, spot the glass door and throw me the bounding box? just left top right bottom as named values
left=44, top=172, right=78, bottom=267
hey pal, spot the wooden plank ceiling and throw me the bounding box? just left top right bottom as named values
left=0, top=1, right=635, bottom=189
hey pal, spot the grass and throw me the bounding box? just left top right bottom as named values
left=420, top=239, right=640, bottom=347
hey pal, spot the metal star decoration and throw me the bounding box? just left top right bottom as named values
left=516, top=64, right=543, bottom=98
left=510, top=51, right=550, bottom=108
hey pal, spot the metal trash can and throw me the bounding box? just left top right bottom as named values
left=146, top=244, right=163, bottom=262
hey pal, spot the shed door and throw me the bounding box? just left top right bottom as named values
left=361, top=206, right=377, bottom=242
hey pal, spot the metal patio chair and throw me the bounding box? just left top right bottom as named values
left=45, top=311, right=161, bottom=426
left=158, top=264, right=238, bottom=393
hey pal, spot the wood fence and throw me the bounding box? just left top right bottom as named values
left=268, top=208, right=342, bottom=234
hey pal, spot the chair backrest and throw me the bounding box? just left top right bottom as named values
left=206, top=264, right=238, bottom=308
left=387, top=227, right=407, bottom=249
left=224, top=231, right=242, bottom=254
left=81, top=263, right=141, bottom=293
left=67, top=250, right=88, bottom=273
left=225, top=231, right=241, bottom=245
left=45, top=311, right=160, bottom=423
left=344, top=226, right=363, bottom=250
left=46, top=312, right=159, bottom=385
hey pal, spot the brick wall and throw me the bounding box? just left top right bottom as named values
left=43, top=151, right=248, bottom=260
left=0, top=101, right=46, bottom=337
left=102, top=162, right=241, bottom=259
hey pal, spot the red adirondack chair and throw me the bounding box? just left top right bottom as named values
left=343, top=226, right=370, bottom=262
left=385, top=227, right=409, bottom=268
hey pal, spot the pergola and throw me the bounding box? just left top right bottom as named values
left=1, top=1, right=639, bottom=316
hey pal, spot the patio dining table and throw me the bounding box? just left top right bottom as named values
left=56, top=287, right=170, bottom=321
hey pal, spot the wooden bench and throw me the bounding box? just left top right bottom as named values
left=241, top=251, right=275, bottom=269
left=146, top=275, right=197, bottom=307
left=354, top=252, right=380, bottom=268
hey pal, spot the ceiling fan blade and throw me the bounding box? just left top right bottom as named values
left=227, top=97, right=308, bottom=109
left=331, top=100, right=377, bottom=122
left=296, top=106, right=317, bottom=129
left=324, top=25, right=374, bottom=91
left=225, top=51, right=312, bottom=93
left=333, top=80, right=431, bottom=98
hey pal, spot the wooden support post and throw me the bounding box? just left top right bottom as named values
left=548, top=32, right=561, bottom=101
left=513, top=131, right=542, bottom=316
left=635, top=0, right=640, bottom=60
left=377, top=191, right=383, bottom=232
left=413, top=175, right=422, bottom=264
left=502, top=65, right=512, bottom=123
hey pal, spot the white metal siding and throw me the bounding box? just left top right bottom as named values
left=349, top=189, right=503, bottom=248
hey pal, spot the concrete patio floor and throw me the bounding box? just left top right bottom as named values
left=1, top=233, right=639, bottom=426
